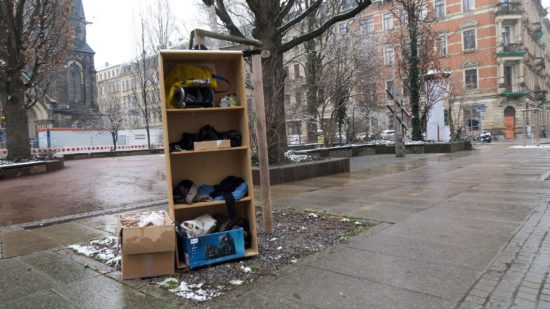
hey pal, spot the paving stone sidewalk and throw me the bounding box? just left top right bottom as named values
left=458, top=192, right=550, bottom=309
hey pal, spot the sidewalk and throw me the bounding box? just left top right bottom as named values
left=1, top=142, right=550, bottom=308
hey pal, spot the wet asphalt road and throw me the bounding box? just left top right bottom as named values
left=0, top=154, right=167, bottom=227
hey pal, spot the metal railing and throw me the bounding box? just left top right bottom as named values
left=496, top=2, right=523, bottom=14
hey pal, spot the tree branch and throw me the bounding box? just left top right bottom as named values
left=203, top=0, right=245, bottom=38
left=280, top=0, right=370, bottom=53
left=279, top=0, right=322, bottom=34
left=275, top=0, right=296, bottom=26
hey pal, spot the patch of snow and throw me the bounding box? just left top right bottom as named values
left=291, top=259, right=297, bottom=263
left=269, top=237, right=277, bottom=242
left=308, top=213, right=318, bottom=218
left=229, top=280, right=243, bottom=285
left=157, top=278, right=179, bottom=288
left=169, top=281, right=219, bottom=302
left=69, top=236, right=120, bottom=265
left=284, top=150, right=318, bottom=163
left=301, top=226, right=306, bottom=230
left=68, top=244, right=96, bottom=257
left=354, top=221, right=362, bottom=225
left=510, top=145, right=550, bottom=149
left=341, top=218, right=350, bottom=222
left=0, top=160, right=43, bottom=167
left=241, top=266, right=252, bottom=273
left=276, top=246, right=283, bottom=250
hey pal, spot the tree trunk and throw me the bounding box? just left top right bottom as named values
left=4, top=80, right=31, bottom=161
left=111, top=132, right=118, bottom=151
left=253, top=5, right=287, bottom=163
left=409, top=19, right=422, bottom=141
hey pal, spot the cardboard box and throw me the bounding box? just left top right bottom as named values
left=119, top=211, right=175, bottom=279
left=178, top=228, right=245, bottom=269
left=193, top=139, right=231, bottom=151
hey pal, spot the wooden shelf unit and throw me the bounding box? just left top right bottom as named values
left=158, top=50, right=258, bottom=269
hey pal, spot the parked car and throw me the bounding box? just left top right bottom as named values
left=380, top=130, right=395, bottom=140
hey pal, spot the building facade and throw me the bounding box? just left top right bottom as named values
left=96, top=59, right=162, bottom=131
left=28, top=0, right=100, bottom=140
left=356, top=0, right=550, bottom=138
left=283, top=0, right=550, bottom=142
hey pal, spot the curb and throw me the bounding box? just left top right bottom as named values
left=0, top=199, right=168, bottom=234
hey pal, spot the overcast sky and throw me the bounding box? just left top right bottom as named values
left=82, top=0, right=205, bottom=69
left=83, top=0, right=550, bottom=70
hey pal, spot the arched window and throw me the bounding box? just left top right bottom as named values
left=67, top=63, right=83, bottom=103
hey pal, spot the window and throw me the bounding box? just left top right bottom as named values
left=438, top=34, right=448, bottom=56
left=287, top=121, right=301, bottom=135
left=463, top=0, right=474, bottom=11
left=295, top=92, right=302, bottom=108
left=283, top=66, right=289, bottom=78
left=67, top=63, right=82, bottom=103
left=435, top=0, right=445, bottom=18
left=418, top=5, right=428, bottom=20
left=502, top=26, right=511, bottom=46
left=339, top=23, right=349, bottom=36
left=294, top=64, right=301, bottom=79
left=402, top=79, right=410, bottom=97
left=504, top=65, right=513, bottom=91
left=367, top=17, right=374, bottom=33
left=400, top=9, right=408, bottom=26
left=383, top=13, right=393, bottom=30
left=386, top=80, right=395, bottom=95
left=465, top=69, right=477, bottom=89
left=361, top=18, right=375, bottom=34
left=463, top=29, right=476, bottom=50
left=384, top=46, right=394, bottom=64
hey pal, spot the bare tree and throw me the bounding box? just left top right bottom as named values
left=203, top=0, right=371, bottom=161
left=312, top=28, right=380, bottom=147
left=102, top=100, right=126, bottom=151
left=390, top=0, right=441, bottom=140
left=0, top=0, right=73, bottom=160
left=130, top=1, right=175, bottom=149
left=447, top=86, right=466, bottom=142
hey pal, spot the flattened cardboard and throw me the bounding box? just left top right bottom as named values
left=193, top=139, right=231, bottom=151
left=119, top=211, right=176, bottom=280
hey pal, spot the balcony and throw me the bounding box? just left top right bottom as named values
left=496, top=2, right=523, bottom=15
left=499, top=83, right=527, bottom=98
left=497, top=43, right=527, bottom=57
left=533, top=90, right=547, bottom=101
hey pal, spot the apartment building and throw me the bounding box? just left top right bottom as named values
left=96, top=60, right=162, bottom=130
left=283, top=0, right=549, bottom=142
left=355, top=0, right=550, bottom=138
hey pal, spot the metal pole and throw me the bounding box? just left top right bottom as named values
left=523, top=110, right=527, bottom=146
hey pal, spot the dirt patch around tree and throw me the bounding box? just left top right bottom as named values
left=69, top=208, right=377, bottom=305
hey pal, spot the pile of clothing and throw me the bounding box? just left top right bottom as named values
left=170, top=125, right=241, bottom=152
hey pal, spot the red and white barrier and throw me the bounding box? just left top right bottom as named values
left=0, top=144, right=164, bottom=158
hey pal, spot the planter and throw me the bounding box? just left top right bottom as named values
left=0, top=158, right=64, bottom=180
left=296, top=142, right=470, bottom=158
left=62, top=149, right=163, bottom=160
left=252, top=158, right=350, bottom=185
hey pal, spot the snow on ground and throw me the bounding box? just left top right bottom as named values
left=156, top=278, right=221, bottom=302
left=510, top=145, right=550, bottom=149
left=0, top=160, right=44, bottom=167
left=69, top=236, right=120, bottom=268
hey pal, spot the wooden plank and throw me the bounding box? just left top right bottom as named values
left=251, top=54, right=273, bottom=234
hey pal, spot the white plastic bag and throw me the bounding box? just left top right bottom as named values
left=182, top=214, right=217, bottom=237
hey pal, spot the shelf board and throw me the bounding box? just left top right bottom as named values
left=167, top=106, right=244, bottom=113
left=244, top=249, right=259, bottom=257
left=170, top=146, right=247, bottom=156
left=174, top=196, right=252, bottom=209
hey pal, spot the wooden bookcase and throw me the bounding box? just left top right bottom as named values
left=158, top=50, right=258, bottom=269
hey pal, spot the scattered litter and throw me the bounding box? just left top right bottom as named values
left=241, top=266, right=252, bottom=273
left=229, top=280, right=243, bottom=285
left=291, top=259, right=297, bottom=263
left=354, top=221, right=362, bottom=225
left=269, top=237, right=278, bottom=242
